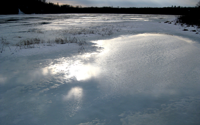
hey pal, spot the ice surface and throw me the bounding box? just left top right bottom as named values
left=0, top=14, right=200, bottom=125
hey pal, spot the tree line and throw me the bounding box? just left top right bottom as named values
left=177, top=1, right=200, bottom=26
left=0, top=0, right=199, bottom=15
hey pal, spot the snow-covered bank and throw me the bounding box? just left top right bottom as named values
left=0, top=14, right=200, bottom=125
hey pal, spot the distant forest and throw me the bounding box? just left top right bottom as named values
left=0, top=0, right=199, bottom=15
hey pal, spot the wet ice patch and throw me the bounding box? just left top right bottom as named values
left=0, top=75, right=7, bottom=84
left=79, top=119, right=105, bottom=125
left=120, top=96, right=200, bottom=125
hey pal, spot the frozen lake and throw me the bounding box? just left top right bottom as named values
left=0, top=14, right=200, bottom=125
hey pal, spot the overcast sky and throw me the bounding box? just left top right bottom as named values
left=47, top=0, right=199, bottom=7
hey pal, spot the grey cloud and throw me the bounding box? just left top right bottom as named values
left=47, top=0, right=200, bottom=7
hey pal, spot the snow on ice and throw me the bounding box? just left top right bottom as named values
left=0, top=14, right=200, bottom=125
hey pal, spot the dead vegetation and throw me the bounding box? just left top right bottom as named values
left=16, top=38, right=43, bottom=49
left=0, top=37, right=11, bottom=53
left=15, top=37, right=86, bottom=49
left=0, top=36, right=87, bottom=55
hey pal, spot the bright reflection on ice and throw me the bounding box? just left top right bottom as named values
left=130, top=18, right=149, bottom=21
left=92, top=40, right=110, bottom=55
left=174, top=35, right=194, bottom=43
left=63, top=87, right=83, bottom=101
left=42, top=54, right=100, bottom=81
left=63, top=87, right=83, bottom=117
left=69, top=64, right=100, bottom=81
left=42, top=67, right=51, bottom=75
